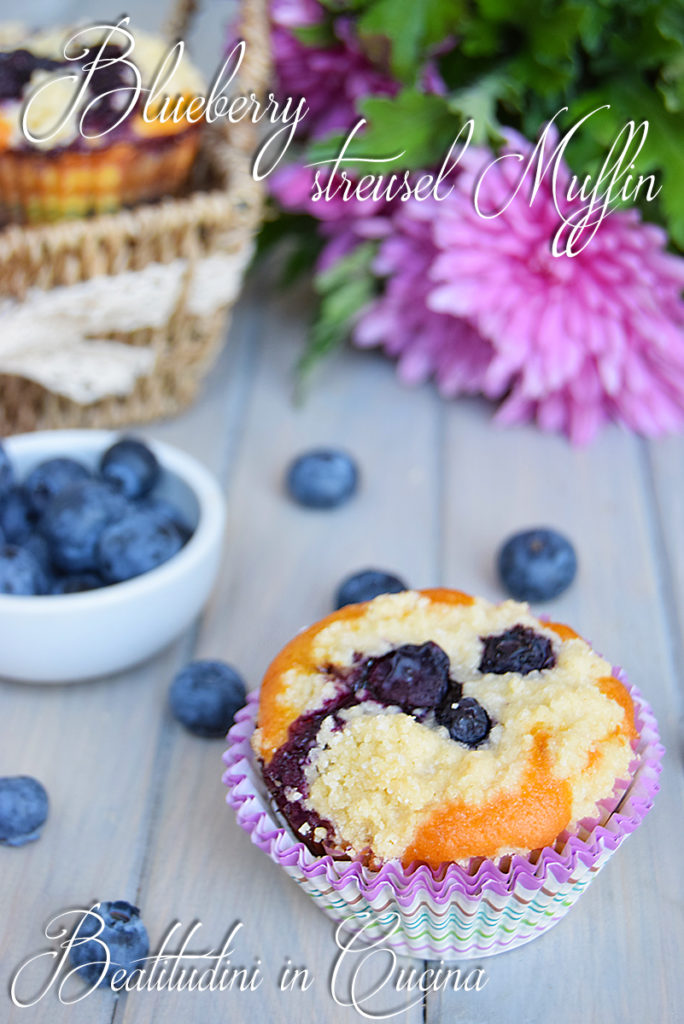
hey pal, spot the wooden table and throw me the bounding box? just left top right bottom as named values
left=2, top=269, right=683, bottom=1024
left=3, top=2, right=684, bottom=1020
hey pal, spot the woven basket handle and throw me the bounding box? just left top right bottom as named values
left=164, top=0, right=271, bottom=99
left=164, top=0, right=198, bottom=43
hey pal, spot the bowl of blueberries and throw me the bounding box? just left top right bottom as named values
left=0, top=430, right=225, bottom=683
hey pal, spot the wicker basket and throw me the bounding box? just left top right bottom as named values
left=0, top=0, right=270, bottom=434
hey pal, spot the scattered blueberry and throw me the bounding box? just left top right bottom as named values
left=0, top=441, right=14, bottom=499
left=100, top=438, right=160, bottom=500
left=41, top=480, right=128, bottom=572
left=0, top=487, right=36, bottom=544
left=97, top=510, right=183, bottom=583
left=51, top=573, right=103, bottom=595
left=436, top=696, right=491, bottom=747
left=362, top=642, right=451, bottom=711
left=69, top=900, right=149, bottom=986
left=498, top=528, right=577, bottom=602
left=0, top=545, right=47, bottom=595
left=169, top=660, right=247, bottom=737
left=286, top=449, right=359, bottom=509
left=0, top=776, right=49, bottom=845
left=25, top=457, right=90, bottom=516
left=479, top=625, right=555, bottom=675
left=334, top=569, right=408, bottom=609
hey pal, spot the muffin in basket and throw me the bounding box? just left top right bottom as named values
left=223, top=588, right=662, bottom=959
left=0, top=21, right=205, bottom=223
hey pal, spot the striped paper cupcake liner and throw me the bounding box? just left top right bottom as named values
left=223, top=673, right=662, bottom=960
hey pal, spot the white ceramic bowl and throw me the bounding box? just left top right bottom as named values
left=0, top=430, right=226, bottom=684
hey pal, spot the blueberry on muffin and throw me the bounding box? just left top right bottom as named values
left=252, top=589, right=637, bottom=868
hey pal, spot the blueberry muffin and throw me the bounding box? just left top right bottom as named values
left=0, top=22, right=205, bottom=222
left=252, top=588, right=638, bottom=868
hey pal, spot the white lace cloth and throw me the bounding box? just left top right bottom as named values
left=0, top=246, right=252, bottom=404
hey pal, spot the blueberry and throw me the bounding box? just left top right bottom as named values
left=100, top=438, right=160, bottom=500
left=0, top=49, right=62, bottom=100
left=97, top=510, right=183, bottom=583
left=0, top=776, right=49, bottom=845
left=498, top=528, right=577, bottom=602
left=479, top=625, right=555, bottom=675
left=52, top=573, right=103, bottom=595
left=137, top=496, right=192, bottom=543
left=41, top=480, right=128, bottom=573
left=22, top=532, right=51, bottom=570
left=69, top=900, right=149, bottom=987
left=334, top=569, right=408, bottom=609
left=0, top=441, right=14, bottom=499
left=437, top=696, right=491, bottom=747
left=286, top=449, right=359, bottom=509
left=0, top=545, right=47, bottom=595
left=25, top=457, right=91, bottom=516
left=0, top=487, right=36, bottom=544
left=363, top=642, right=451, bottom=711
left=169, top=660, right=247, bottom=737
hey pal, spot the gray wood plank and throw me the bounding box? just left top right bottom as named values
left=432, top=401, right=684, bottom=1024
left=0, top=296, right=253, bottom=1024
left=646, top=436, right=684, bottom=710
left=115, top=277, right=439, bottom=1024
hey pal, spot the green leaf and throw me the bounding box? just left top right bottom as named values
left=307, top=89, right=458, bottom=172
left=255, top=211, right=324, bottom=286
left=297, top=242, right=378, bottom=385
left=563, top=81, right=684, bottom=247
left=292, top=22, right=338, bottom=48
left=447, top=70, right=513, bottom=143
left=610, top=79, right=684, bottom=247
left=357, top=0, right=464, bottom=82
left=317, top=0, right=369, bottom=10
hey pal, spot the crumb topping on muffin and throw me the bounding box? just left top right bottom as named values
left=0, top=24, right=205, bottom=151
left=253, top=589, right=637, bottom=866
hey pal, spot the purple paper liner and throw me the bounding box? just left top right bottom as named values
left=222, top=672, right=663, bottom=955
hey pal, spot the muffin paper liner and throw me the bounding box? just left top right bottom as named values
left=223, top=671, right=662, bottom=960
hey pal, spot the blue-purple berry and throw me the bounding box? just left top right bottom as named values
left=69, top=901, right=149, bottom=986
left=41, top=480, right=128, bottom=573
left=437, top=696, right=491, bottom=747
left=137, top=496, right=192, bottom=543
left=286, top=449, right=359, bottom=509
left=25, top=457, right=90, bottom=515
left=0, top=776, right=49, bottom=845
left=498, top=528, right=577, bottom=602
left=0, top=441, right=14, bottom=499
left=100, top=438, right=160, bottom=500
left=0, top=544, right=47, bottom=595
left=169, top=660, right=247, bottom=738
left=0, top=487, right=35, bottom=544
left=334, top=569, right=408, bottom=609
left=362, top=642, right=451, bottom=711
left=97, top=510, right=183, bottom=583
left=51, top=573, right=103, bottom=595
left=479, top=625, right=555, bottom=675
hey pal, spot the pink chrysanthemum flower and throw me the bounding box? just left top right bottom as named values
left=354, top=207, right=493, bottom=396
left=269, top=163, right=395, bottom=270
left=270, top=0, right=398, bottom=140
left=424, top=132, right=684, bottom=443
